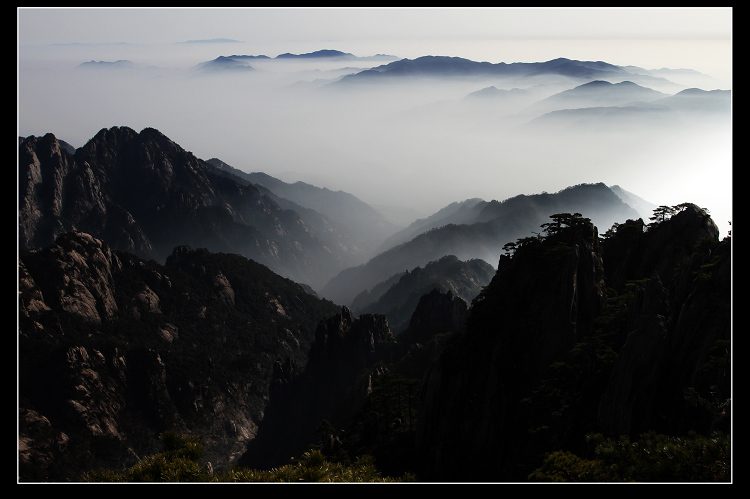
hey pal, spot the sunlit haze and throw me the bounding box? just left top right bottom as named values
left=18, top=7, right=732, bottom=237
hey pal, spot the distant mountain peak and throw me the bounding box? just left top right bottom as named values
left=76, top=59, right=135, bottom=69
left=275, top=49, right=356, bottom=59
left=337, top=56, right=630, bottom=84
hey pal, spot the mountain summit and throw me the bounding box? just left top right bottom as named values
left=336, top=56, right=629, bottom=84
left=18, top=127, right=377, bottom=291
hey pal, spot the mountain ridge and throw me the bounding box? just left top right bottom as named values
left=18, top=127, right=374, bottom=292
left=352, top=254, right=496, bottom=333
left=18, top=231, right=341, bottom=479
left=206, top=158, right=401, bottom=258
left=334, top=56, right=666, bottom=87
left=321, top=182, right=643, bottom=306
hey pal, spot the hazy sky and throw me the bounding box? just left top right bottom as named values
left=18, top=7, right=732, bottom=77
left=18, top=7, right=733, bottom=236
left=18, top=7, right=732, bottom=44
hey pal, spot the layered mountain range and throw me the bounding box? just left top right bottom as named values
left=18, top=126, right=663, bottom=307
left=19, top=127, right=388, bottom=293
left=18, top=53, right=731, bottom=482
left=321, top=182, right=646, bottom=306
left=18, top=126, right=732, bottom=482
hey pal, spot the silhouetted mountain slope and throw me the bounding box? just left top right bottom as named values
left=336, top=56, right=627, bottom=84
left=524, top=105, right=681, bottom=133
left=76, top=60, right=137, bottom=70
left=19, top=205, right=730, bottom=481
left=275, top=49, right=357, bottom=60
left=193, top=55, right=257, bottom=74
left=414, top=205, right=730, bottom=481
left=207, top=159, right=400, bottom=261
left=609, top=185, right=657, bottom=221
left=18, top=232, right=340, bottom=481
left=522, top=85, right=730, bottom=132
left=651, top=87, right=731, bottom=115
left=378, top=198, right=486, bottom=252
left=322, top=183, right=640, bottom=306
left=238, top=205, right=729, bottom=482
left=465, top=86, right=533, bottom=100
left=240, top=284, right=472, bottom=474
left=18, top=127, right=364, bottom=291
left=239, top=305, right=400, bottom=470
left=352, top=255, right=495, bottom=333
left=524, top=80, right=668, bottom=116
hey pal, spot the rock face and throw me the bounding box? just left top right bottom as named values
left=18, top=232, right=339, bottom=481
left=18, top=127, right=367, bottom=291
left=401, top=288, right=469, bottom=345
left=239, top=285, right=473, bottom=473
left=18, top=185, right=729, bottom=481
left=415, top=217, right=606, bottom=481
left=240, top=306, right=399, bottom=470
left=352, top=255, right=493, bottom=333
left=413, top=207, right=730, bottom=481
left=597, top=204, right=730, bottom=437
left=321, top=182, right=641, bottom=307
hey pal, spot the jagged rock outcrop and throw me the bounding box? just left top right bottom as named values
left=598, top=205, right=730, bottom=437
left=18, top=127, right=368, bottom=291
left=597, top=272, right=671, bottom=436
left=412, top=206, right=730, bottom=481
left=18, top=197, right=730, bottom=482
left=21, top=231, right=122, bottom=325
left=239, top=306, right=398, bottom=470
left=352, top=255, right=494, bottom=333
left=19, top=408, right=73, bottom=482
left=321, top=182, right=640, bottom=307
left=602, top=203, right=720, bottom=291
left=415, top=218, right=606, bottom=481
left=18, top=231, right=339, bottom=481
left=19, top=132, right=152, bottom=259
left=401, top=288, right=469, bottom=345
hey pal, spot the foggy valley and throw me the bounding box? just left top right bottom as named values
left=17, top=8, right=733, bottom=483
left=17, top=46, right=733, bottom=305
left=18, top=45, right=731, bottom=238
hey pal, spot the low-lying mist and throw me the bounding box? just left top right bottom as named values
left=18, top=48, right=732, bottom=236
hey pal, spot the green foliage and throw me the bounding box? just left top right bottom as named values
left=540, top=212, right=593, bottom=238
left=648, top=203, right=708, bottom=229
left=504, top=213, right=597, bottom=262
left=530, top=431, right=731, bottom=482
left=83, top=432, right=206, bottom=482
left=649, top=205, right=678, bottom=224
left=82, top=432, right=414, bottom=482
left=219, top=450, right=413, bottom=482
left=606, top=217, right=646, bottom=241
left=527, top=450, right=615, bottom=482
left=601, top=222, right=620, bottom=239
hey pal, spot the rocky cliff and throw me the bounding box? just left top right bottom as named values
left=18, top=127, right=367, bottom=291
left=597, top=205, right=731, bottom=437
left=239, top=306, right=399, bottom=470
left=352, top=255, right=494, bottom=333
left=321, top=182, right=641, bottom=306
left=413, top=206, right=730, bottom=481
left=239, top=284, right=471, bottom=474
left=18, top=231, right=339, bottom=481
left=18, top=194, right=730, bottom=481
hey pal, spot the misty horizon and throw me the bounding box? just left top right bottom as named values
left=17, top=8, right=732, bottom=237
